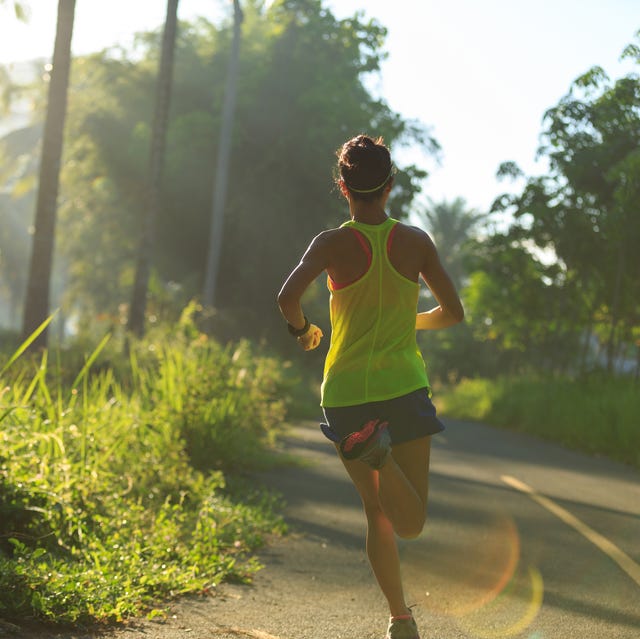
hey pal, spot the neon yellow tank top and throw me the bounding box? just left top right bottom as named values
left=321, top=217, right=429, bottom=407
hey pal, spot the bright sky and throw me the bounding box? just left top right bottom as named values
left=0, top=0, right=638, bottom=213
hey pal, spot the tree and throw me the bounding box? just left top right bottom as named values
left=465, top=228, right=584, bottom=375
left=208, top=0, right=433, bottom=337
left=417, top=197, right=485, bottom=289
left=0, top=125, right=42, bottom=327
left=202, top=0, right=243, bottom=310
left=491, top=35, right=640, bottom=373
left=21, top=0, right=75, bottom=347
left=413, top=197, right=487, bottom=382
left=128, top=0, right=180, bottom=336
left=27, top=1, right=434, bottom=343
left=542, top=65, right=640, bottom=370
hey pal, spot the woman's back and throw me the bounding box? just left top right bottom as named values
left=326, top=220, right=430, bottom=289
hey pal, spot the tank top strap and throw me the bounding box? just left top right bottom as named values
left=346, top=217, right=398, bottom=259
left=386, top=221, right=399, bottom=254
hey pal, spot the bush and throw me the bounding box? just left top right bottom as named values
left=0, top=315, right=287, bottom=624
left=152, top=337, right=286, bottom=472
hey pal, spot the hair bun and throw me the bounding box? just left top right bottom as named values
left=336, top=134, right=392, bottom=199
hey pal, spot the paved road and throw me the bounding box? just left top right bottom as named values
left=15, top=419, right=640, bottom=639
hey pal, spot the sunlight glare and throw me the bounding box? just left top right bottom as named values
left=457, top=565, right=544, bottom=638
left=400, top=510, right=544, bottom=637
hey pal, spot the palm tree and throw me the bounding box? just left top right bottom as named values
left=202, top=0, right=244, bottom=309
left=128, top=0, right=180, bottom=337
left=21, top=0, right=75, bottom=347
left=418, top=197, right=486, bottom=289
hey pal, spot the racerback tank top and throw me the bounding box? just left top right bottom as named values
left=321, top=217, right=430, bottom=407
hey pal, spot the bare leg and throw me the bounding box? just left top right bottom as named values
left=339, top=454, right=410, bottom=617
left=378, top=437, right=431, bottom=538
left=338, top=437, right=432, bottom=616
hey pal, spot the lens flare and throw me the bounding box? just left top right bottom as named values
left=401, top=508, right=545, bottom=637
left=404, top=513, right=521, bottom=617
left=457, top=565, right=544, bottom=638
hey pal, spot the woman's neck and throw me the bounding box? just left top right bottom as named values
left=349, top=201, right=388, bottom=225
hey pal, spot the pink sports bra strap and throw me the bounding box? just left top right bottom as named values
left=350, top=228, right=372, bottom=260
left=329, top=228, right=372, bottom=291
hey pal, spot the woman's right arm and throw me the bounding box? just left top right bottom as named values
left=277, top=232, right=330, bottom=350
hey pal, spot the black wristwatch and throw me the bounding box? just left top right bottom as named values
left=288, top=316, right=310, bottom=337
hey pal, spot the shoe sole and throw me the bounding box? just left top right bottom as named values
left=340, top=419, right=388, bottom=460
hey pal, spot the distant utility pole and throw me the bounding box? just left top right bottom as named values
left=202, top=0, right=243, bottom=309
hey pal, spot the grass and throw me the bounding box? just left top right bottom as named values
left=0, top=310, right=289, bottom=625
left=436, top=375, right=640, bottom=469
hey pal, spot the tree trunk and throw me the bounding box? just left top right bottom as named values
left=580, top=320, right=593, bottom=374
left=605, top=245, right=625, bottom=373
left=202, top=0, right=243, bottom=310
left=128, top=0, right=179, bottom=337
left=21, top=0, right=75, bottom=348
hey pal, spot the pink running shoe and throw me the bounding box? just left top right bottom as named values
left=339, top=419, right=391, bottom=469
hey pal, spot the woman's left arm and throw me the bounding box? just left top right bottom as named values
left=416, top=233, right=464, bottom=330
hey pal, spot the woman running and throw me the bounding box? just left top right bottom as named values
left=277, top=134, right=464, bottom=639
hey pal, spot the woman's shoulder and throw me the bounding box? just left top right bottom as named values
left=306, top=227, right=354, bottom=256
left=391, top=220, right=435, bottom=249
left=314, top=225, right=358, bottom=244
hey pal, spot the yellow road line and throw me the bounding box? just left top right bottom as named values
left=212, top=627, right=283, bottom=639
left=229, top=628, right=283, bottom=639
left=501, top=474, right=640, bottom=588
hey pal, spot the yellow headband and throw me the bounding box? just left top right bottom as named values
left=345, top=166, right=395, bottom=194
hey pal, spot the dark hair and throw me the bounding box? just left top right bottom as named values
left=336, top=134, right=393, bottom=201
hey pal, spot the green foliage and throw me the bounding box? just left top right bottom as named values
left=490, top=34, right=640, bottom=374
left=61, top=2, right=431, bottom=339
left=149, top=335, right=287, bottom=473
left=0, top=313, right=287, bottom=624
left=0, top=122, right=42, bottom=326
left=0, top=1, right=430, bottom=343
left=437, top=376, right=640, bottom=468
left=419, top=320, right=492, bottom=384
left=413, top=198, right=493, bottom=383
left=457, top=232, right=585, bottom=375
left=416, top=197, right=486, bottom=289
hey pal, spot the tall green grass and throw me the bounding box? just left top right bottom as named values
left=0, top=312, right=288, bottom=625
left=437, top=376, right=640, bottom=468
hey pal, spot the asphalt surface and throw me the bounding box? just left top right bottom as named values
left=8, top=418, right=640, bottom=639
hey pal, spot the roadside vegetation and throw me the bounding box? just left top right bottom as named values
left=436, top=376, right=640, bottom=469
left=0, top=309, right=289, bottom=625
